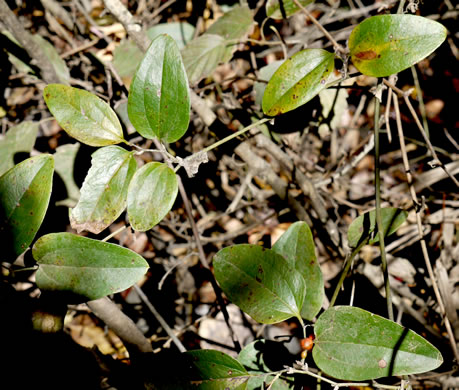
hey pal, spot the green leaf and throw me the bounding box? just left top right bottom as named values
left=32, top=34, right=70, bottom=84
left=70, top=146, right=136, bottom=234
left=262, top=49, right=334, bottom=116
left=349, top=15, right=447, bottom=77
left=54, top=143, right=80, bottom=208
left=254, top=60, right=283, bottom=107
left=128, top=34, right=190, bottom=143
left=182, top=5, right=252, bottom=85
left=213, top=244, right=306, bottom=324
left=0, top=121, right=38, bottom=176
left=113, top=22, right=195, bottom=80
left=43, top=84, right=125, bottom=146
left=313, top=306, right=443, bottom=380
left=146, top=22, right=195, bottom=50
left=33, top=232, right=149, bottom=301
left=186, top=349, right=250, bottom=389
left=238, top=340, right=293, bottom=389
left=266, top=0, right=314, bottom=20
left=347, top=207, right=408, bottom=249
left=206, top=5, right=253, bottom=60
left=182, top=34, right=227, bottom=85
left=272, top=222, right=323, bottom=320
left=0, top=155, right=53, bottom=257
left=127, top=162, right=178, bottom=231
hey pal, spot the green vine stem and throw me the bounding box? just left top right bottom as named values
left=329, top=239, right=368, bottom=307
left=201, top=117, right=271, bottom=154
left=374, top=92, right=394, bottom=321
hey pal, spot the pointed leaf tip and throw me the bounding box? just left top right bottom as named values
left=213, top=244, right=306, bottom=324
left=128, top=34, right=190, bottom=143
left=272, top=221, right=324, bottom=320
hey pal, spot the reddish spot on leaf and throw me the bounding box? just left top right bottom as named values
left=355, top=50, right=378, bottom=60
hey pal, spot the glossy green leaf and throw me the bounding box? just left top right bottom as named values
left=70, top=146, right=136, bottom=234
left=238, top=340, right=293, bottom=389
left=113, top=22, right=195, bottom=79
left=0, top=155, right=53, bottom=257
left=128, top=34, right=190, bottom=143
left=266, top=0, right=314, bottom=20
left=32, top=34, right=70, bottom=84
left=127, top=162, right=178, bottom=231
left=347, top=207, right=408, bottom=248
left=349, top=15, right=447, bottom=77
left=33, top=233, right=149, bottom=301
left=272, top=222, right=323, bottom=320
left=262, top=49, right=334, bottom=116
left=213, top=244, right=306, bottom=324
left=44, top=84, right=125, bottom=146
left=0, top=121, right=38, bottom=176
left=313, top=306, right=443, bottom=380
left=54, top=143, right=80, bottom=208
left=186, top=349, right=250, bottom=389
left=182, top=34, right=227, bottom=85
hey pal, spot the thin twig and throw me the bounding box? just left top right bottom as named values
left=329, top=240, right=367, bottom=306
left=133, top=284, right=187, bottom=353
left=392, top=92, right=459, bottom=362
left=384, top=79, right=459, bottom=188
left=374, top=93, right=394, bottom=321
left=410, top=66, right=429, bottom=138
left=292, top=0, right=347, bottom=55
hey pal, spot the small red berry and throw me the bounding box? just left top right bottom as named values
left=300, top=336, right=314, bottom=351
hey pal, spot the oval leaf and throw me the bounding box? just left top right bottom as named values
left=127, top=162, right=178, bottom=231
left=349, top=15, right=447, bottom=77
left=0, top=155, right=54, bottom=258
left=44, top=84, right=125, bottom=146
left=0, top=121, right=38, bottom=176
left=186, top=349, right=250, bottom=389
left=182, top=34, right=227, bottom=85
left=33, top=233, right=149, bottom=301
left=347, top=207, right=408, bottom=248
left=70, top=146, right=136, bottom=234
left=213, top=244, right=306, bottom=324
left=266, top=0, right=314, bottom=20
left=128, top=34, right=190, bottom=143
left=313, top=306, right=443, bottom=380
left=272, top=222, right=324, bottom=320
left=262, top=49, right=334, bottom=116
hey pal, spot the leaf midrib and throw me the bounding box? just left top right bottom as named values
left=221, top=257, right=300, bottom=318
